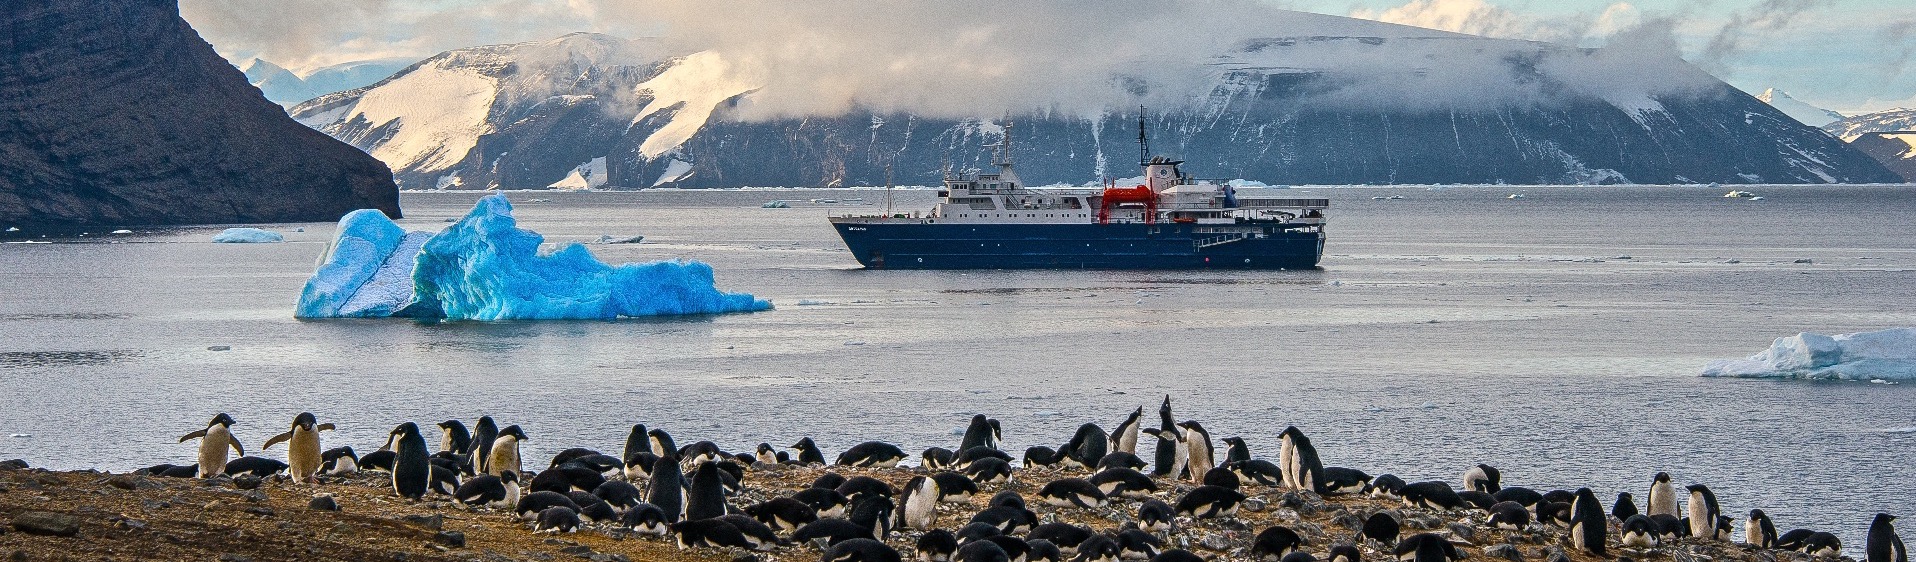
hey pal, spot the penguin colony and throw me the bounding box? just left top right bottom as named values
left=154, top=403, right=1905, bottom=562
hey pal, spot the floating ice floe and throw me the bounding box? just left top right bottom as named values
left=1699, top=327, right=1916, bottom=380
left=211, top=228, right=284, bottom=243
left=296, top=195, right=770, bottom=320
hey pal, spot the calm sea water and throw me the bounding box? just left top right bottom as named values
left=1, top=185, right=1912, bottom=546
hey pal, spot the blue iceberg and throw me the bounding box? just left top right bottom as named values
left=295, top=195, right=770, bottom=320
left=212, top=227, right=283, bottom=243
left=1700, top=327, right=1916, bottom=381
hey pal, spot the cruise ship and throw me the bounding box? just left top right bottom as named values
left=829, top=116, right=1326, bottom=269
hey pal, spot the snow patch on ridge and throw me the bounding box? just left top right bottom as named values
left=344, top=63, right=498, bottom=173
left=631, top=51, right=763, bottom=159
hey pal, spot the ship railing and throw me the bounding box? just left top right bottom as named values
left=1194, top=233, right=1253, bottom=249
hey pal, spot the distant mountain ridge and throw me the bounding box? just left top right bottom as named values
left=1756, top=88, right=1845, bottom=127
left=243, top=57, right=416, bottom=106
left=292, top=20, right=1898, bottom=189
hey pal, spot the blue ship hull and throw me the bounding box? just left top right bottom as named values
left=831, top=221, right=1324, bottom=270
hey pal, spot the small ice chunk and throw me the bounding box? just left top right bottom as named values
left=844, top=341, right=865, bottom=346
left=1701, top=327, right=1916, bottom=380
left=597, top=235, right=644, bottom=244
left=207, top=345, right=231, bottom=351
left=7, top=434, right=27, bottom=438
left=796, top=299, right=830, bottom=306
left=111, top=229, right=132, bottom=234
left=1419, top=402, right=1437, bottom=409
left=211, top=228, right=283, bottom=243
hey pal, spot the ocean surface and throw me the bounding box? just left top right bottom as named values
left=2, top=185, right=1912, bottom=546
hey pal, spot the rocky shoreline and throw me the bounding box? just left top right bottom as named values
left=0, top=457, right=1861, bottom=562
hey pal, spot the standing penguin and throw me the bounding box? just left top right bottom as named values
left=1614, top=492, right=1640, bottom=521
left=1151, top=396, right=1178, bottom=477
left=792, top=437, right=828, bottom=466
left=1868, top=513, right=1906, bottom=562
left=960, top=415, right=999, bottom=452
left=898, top=475, right=939, bottom=530
left=260, top=412, right=335, bottom=483
left=1222, top=437, right=1252, bottom=464
left=1687, top=484, right=1721, bottom=540
left=1647, top=472, right=1678, bottom=517
left=468, top=416, right=499, bottom=473
left=1286, top=429, right=1326, bottom=493
left=1278, top=426, right=1305, bottom=489
left=390, top=422, right=431, bottom=499
left=179, top=413, right=244, bottom=478
left=647, top=428, right=677, bottom=459
left=646, top=453, right=684, bottom=522
left=1178, top=421, right=1215, bottom=483
left=1461, top=464, right=1501, bottom=493
left=685, top=461, right=728, bottom=521
left=1112, top=407, right=1143, bottom=455
left=1060, top=424, right=1109, bottom=470
left=623, top=424, right=651, bottom=461
left=1569, top=488, right=1607, bottom=556
left=436, top=420, right=471, bottom=455
left=487, top=425, right=527, bottom=476
left=1748, top=509, right=1778, bottom=548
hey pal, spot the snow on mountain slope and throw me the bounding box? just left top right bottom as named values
left=1757, top=88, right=1844, bottom=127
left=631, top=51, right=762, bottom=159
left=349, top=64, right=496, bottom=173
left=242, top=57, right=415, bottom=107
left=242, top=58, right=315, bottom=105
left=1825, top=107, right=1916, bottom=141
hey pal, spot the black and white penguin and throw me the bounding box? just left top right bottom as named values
left=1687, top=484, right=1721, bottom=540
left=1804, top=532, right=1844, bottom=558
left=1061, top=423, right=1110, bottom=470
left=1362, top=512, right=1401, bottom=547
left=623, top=423, right=650, bottom=461
left=989, top=490, right=1026, bottom=510
left=222, top=456, right=289, bottom=477
left=359, top=449, right=396, bottom=472
left=429, top=464, right=460, bottom=496
left=970, top=505, right=1038, bottom=535
left=1028, top=539, right=1065, bottom=562
left=1613, top=492, right=1640, bottom=521
left=1029, top=523, right=1095, bottom=553
left=853, top=495, right=897, bottom=541
left=1139, top=499, right=1175, bottom=532
left=794, top=487, right=851, bottom=519
left=432, top=451, right=474, bottom=477
left=815, top=471, right=848, bottom=490
left=835, top=439, right=908, bottom=466
left=967, top=457, right=1014, bottom=484
left=720, top=514, right=782, bottom=551
left=898, top=475, right=939, bottom=530
left=486, top=424, right=526, bottom=476
left=1399, top=481, right=1465, bottom=510
left=1250, top=526, right=1304, bottom=560
left=837, top=476, right=896, bottom=501
left=648, top=428, right=677, bottom=459
left=957, top=540, right=1012, bottom=562
left=389, top=422, right=431, bottom=500
left=624, top=451, right=659, bottom=481
left=1536, top=498, right=1572, bottom=527
left=793, top=437, right=829, bottom=466
left=1456, top=491, right=1496, bottom=510
left=321, top=446, right=358, bottom=475
left=1393, top=534, right=1462, bottom=562
left=1621, top=514, right=1660, bottom=548
left=1178, top=421, right=1216, bottom=482
left=1651, top=514, right=1686, bottom=541
left=260, top=412, right=335, bottom=484
left=1151, top=396, right=1179, bottom=478
left=1748, top=509, right=1779, bottom=548
left=685, top=461, right=729, bottom=521
left=672, top=518, right=753, bottom=549
left=1646, top=472, right=1678, bottom=518
left=1279, top=427, right=1326, bottom=493
left=535, top=506, right=582, bottom=534
left=646, top=453, right=685, bottom=522
left=745, top=496, right=818, bottom=533
left=1867, top=513, right=1905, bottom=562
left=1112, top=406, right=1144, bottom=455
left=1328, top=544, right=1361, bottom=562
left=179, top=413, right=244, bottom=478
left=1323, top=467, right=1372, bottom=495
left=1076, top=534, right=1121, bottom=562
left=1491, top=487, right=1542, bottom=508
left=468, top=416, right=498, bottom=474
left=436, top=420, right=470, bottom=455
left=515, top=490, right=583, bottom=519
left=1487, top=501, right=1531, bottom=530
left=828, top=538, right=905, bottom=562
left=1097, top=452, right=1148, bottom=472
left=1367, top=474, right=1409, bottom=499
left=1569, top=487, right=1607, bottom=556
left=1231, top=460, right=1285, bottom=486
left=1280, top=553, right=1315, bottom=562
left=1203, top=467, right=1241, bottom=490
left=919, top=529, right=960, bottom=562
left=1278, top=426, right=1304, bottom=488
left=1038, top=478, right=1109, bottom=509
left=931, top=471, right=980, bottom=502
left=1025, top=447, right=1063, bottom=470
left=1461, top=464, right=1501, bottom=493
left=568, top=490, right=618, bottom=523
left=1089, top=467, right=1158, bottom=499
left=956, top=446, right=1015, bottom=468
left=1221, top=437, right=1251, bottom=464
left=961, top=414, right=1000, bottom=452
left=924, top=447, right=957, bottom=470
left=454, top=471, right=519, bottom=508
left=1175, top=485, right=1246, bottom=518
left=1116, top=529, right=1160, bottom=560
left=986, top=534, right=1034, bottom=562
left=622, top=502, right=671, bottom=536
left=548, top=447, right=599, bottom=468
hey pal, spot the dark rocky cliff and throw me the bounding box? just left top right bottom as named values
left=0, top=0, right=400, bottom=228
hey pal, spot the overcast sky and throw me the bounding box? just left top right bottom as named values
left=181, top=0, right=1916, bottom=114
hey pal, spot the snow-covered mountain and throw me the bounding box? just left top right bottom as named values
left=243, top=57, right=415, bottom=106
left=1756, top=89, right=1845, bottom=127
left=293, top=18, right=1898, bottom=189
left=1824, top=107, right=1916, bottom=141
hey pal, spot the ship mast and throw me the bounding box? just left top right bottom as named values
left=1137, top=105, right=1150, bottom=166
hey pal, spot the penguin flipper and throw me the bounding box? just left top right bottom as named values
left=316, top=423, right=336, bottom=432
left=262, top=431, right=294, bottom=450
left=231, top=437, right=245, bottom=457
left=179, top=429, right=207, bottom=442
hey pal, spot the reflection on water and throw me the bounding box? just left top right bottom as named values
left=0, top=350, right=143, bottom=369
